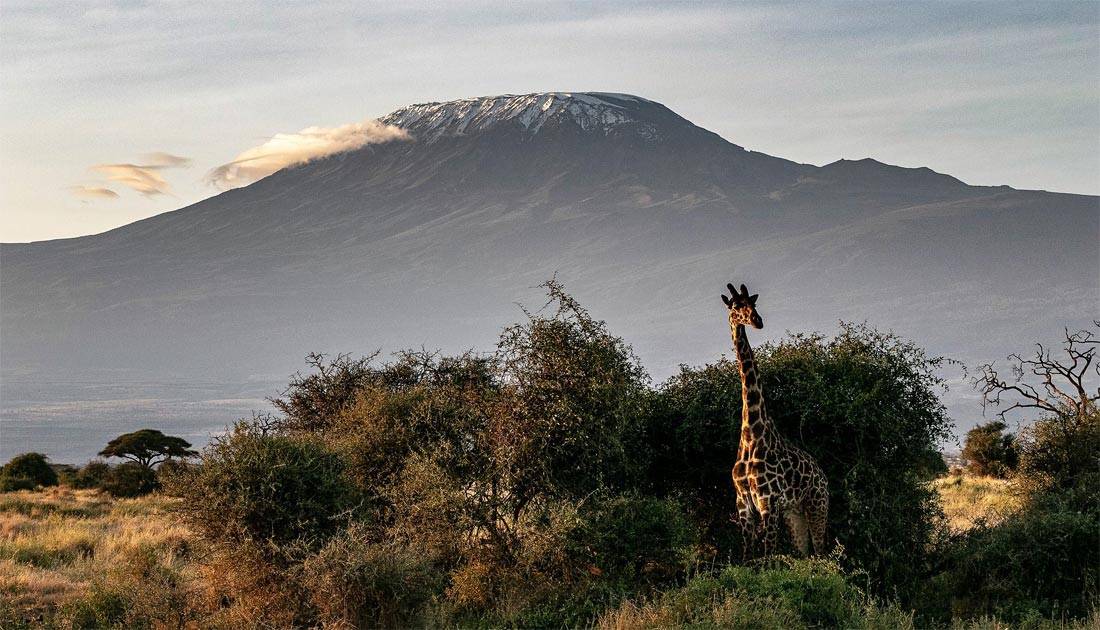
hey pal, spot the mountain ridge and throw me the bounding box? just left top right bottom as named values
left=2, top=93, right=1096, bottom=444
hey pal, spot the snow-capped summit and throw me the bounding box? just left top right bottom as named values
left=381, top=92, right=678, bottom=142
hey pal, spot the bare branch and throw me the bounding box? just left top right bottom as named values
left=974, top=322, right=1100, bottom=421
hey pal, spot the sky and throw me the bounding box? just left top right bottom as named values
left=2, top=1, right=1097, bottom=243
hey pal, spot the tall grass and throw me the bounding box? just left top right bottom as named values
left=0, top=487, right=192, bottom=621
left=934, top=475, right=1022, bottom=532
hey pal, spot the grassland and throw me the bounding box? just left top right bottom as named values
left=933, top=474, right=1023, bottom=532
left=0, top=487, right=193, bottom=624
left=0, top=476, right=1077, bottom=628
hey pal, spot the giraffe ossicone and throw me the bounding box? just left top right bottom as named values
left=723, top=282, right=829, bottom=557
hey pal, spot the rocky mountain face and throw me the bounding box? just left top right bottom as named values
left=3, top=93, right=1096, bottom=429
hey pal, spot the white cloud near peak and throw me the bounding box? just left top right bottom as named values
left=205, top=119, right=411, bottom=190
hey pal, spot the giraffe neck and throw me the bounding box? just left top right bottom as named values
left=732, top=323, right=772, bottom=444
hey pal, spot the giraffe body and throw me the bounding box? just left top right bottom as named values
left=722, top=283, right=829, bottom=557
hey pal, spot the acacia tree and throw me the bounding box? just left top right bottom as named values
left=99, top=429, right=198, bottom=472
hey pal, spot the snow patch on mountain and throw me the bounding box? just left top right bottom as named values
left=382, top=92, right=661, bottom=142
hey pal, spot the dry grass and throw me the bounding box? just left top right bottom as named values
left=933, top=474, right=1023, bottom=533
left=0, top=487, right=195, bottom=620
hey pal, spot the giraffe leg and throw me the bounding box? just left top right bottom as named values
left=734, top=492, right=758, bottom=561
left=759, top=512, right=780, bottom=558
left=807, top=488, right=830, bottom=555
left=752, top=493, right=779, bottom=558
left=784, top=509, right=810, bottom=557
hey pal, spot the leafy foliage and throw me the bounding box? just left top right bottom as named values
left=1015, top=409, right=1100, bottom=493
left=922, top=481, right=1100, bottom=622
left=272, top=352, right=382, bottom=433
left=166, top=421, right=356, bottom=566
left=67, top=460, right=111, bottom=490
left=596, top=555, right=915, bottom=630
left=961, top=421, right=1018, bottom=477
left=101, top=462, right=159, bottom=497
left=0, top=453, right=59, bottom=491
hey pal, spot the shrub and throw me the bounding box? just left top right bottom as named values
left=571, top=495, right=699, bottom=585
left=1015, top=410, right=1099, bottom=494
left=644, top=359, right=745, bottom=547
left=961, top=421, right=1018, bottom=477
left=922, top=481, right=1099, bottom=622
left=915, top=448, right=949, bottom=480
left=495, top=280, right=650, bottom=504
left=596, top=556, right=914, bottom=630
left=166, top=420, right=356, bottom=566
left=52, top=464, right=80, bottom=486
left=0, top=453, right=59, bottom=490
left=101, top=462, right=159, bottom=497
left=70, top=460, right=112, bottom=489
left=301, top=525, right=442, bottom=628
left=273, top=352, right=382, bottom=433
left=0, top=475, right=37, bottom=492
left=56, top=547, right=191, bottom=629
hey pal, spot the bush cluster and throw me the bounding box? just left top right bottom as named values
left=0, top=453, right=59, bottom=491
left=922, top=409, right=1100, bottom=623
left=961, top=420, right=1018, bottom=477
left=161, top=283, right=966, bottom=626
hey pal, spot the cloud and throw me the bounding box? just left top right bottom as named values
left=70, top=185, right=119, bottom=199
left=141, top=152, right=192, bottom=168
left=206, top=119, right=411, bottom=190
left=90, top=152, right=191, bottom=197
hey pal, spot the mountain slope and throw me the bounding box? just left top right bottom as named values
left=2, top=93, right=1096, bottom=425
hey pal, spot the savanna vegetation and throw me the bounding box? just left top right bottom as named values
left=1, top=286, right=1096, bottom=628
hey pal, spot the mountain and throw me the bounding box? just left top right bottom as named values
left=2, top=92, right=1097, bottom=433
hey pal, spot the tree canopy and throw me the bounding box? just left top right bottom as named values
left=99, top=429, right=197, bottom=470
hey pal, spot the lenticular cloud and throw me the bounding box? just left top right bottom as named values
left=206, top=119, right=411, bottom=190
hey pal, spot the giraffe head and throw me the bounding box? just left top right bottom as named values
left=721, top=283, right=763, bottom=329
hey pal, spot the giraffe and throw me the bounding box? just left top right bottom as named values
left=722, top=282, right=829, bottom=557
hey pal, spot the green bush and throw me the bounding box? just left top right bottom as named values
left=0, top=453, right=59, bottom=490
left=596, top=556, right=914, bottom=629
left=495, top=280, right=650, bottom=504
left=922, top=479, right=1100, bottom=623
left=572, top=495, right=699, bottom=585
left=301, top=525, right=442, bottom=628
left=56, top=548, right=190, bottom=629
left=154, top=458, right=191, bottom=488
left=273, top=352, right=382, bottom=433
left=166, top=420, right=357, bottom=566
left=961, top=421, right=1018, bottom=477
left=70, top=460, right=111, bottom=489
left=102, top=462, right=158, bottom=497
left=1015, top=410, right=1099, bottom=493
left=0, top=475, right=37, bottom=492
left=916, top=448, right=950, bottom=480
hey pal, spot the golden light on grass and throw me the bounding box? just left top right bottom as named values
left=933, top=475, right=1023, bottom=533
left=0, top=488, right=194, bottom=619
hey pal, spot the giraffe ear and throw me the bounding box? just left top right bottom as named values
left=721, top=294, right=732, bottom=307
left=749, top=294, right=758, bottom=305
